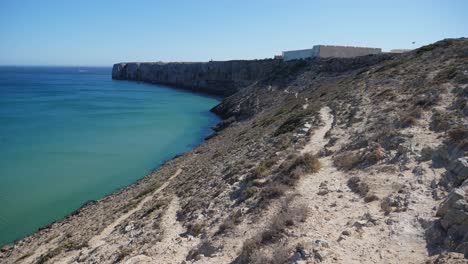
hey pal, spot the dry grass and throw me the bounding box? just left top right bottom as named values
left=237, top=200, right=308, bottom=263
left=334, top=151, right=361, bottom=170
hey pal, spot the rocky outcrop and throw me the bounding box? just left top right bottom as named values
left=112, top=60, right=281, bottom=96
left=427, top=179, right=468, bottom=257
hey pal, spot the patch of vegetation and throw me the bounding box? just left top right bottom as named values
left=186, top=221, right=207, bottom=237
left=347, top=176, right=369, bottom=197
left=274, top=153, right=321, bottom=186
left=374, top=59, right=403, bottom=73
left=434, top=66, right=458, bottom=82
left=396, top=107, right=423, bottom=128
left=448, top=126, right=468, bottom=142
left=237, top=200, right=308, bottom=263
left=217, top=218, right=236, bottom=235
left=430, top=110, right=451, bottom=132
left=334, top=151, right=362, bottom=170
left=416, top=39, right=454, bottom=55
left=274, top=106, right=318, bottom=136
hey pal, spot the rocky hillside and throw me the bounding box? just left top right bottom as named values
left=1, top=38, right=467, bottom=264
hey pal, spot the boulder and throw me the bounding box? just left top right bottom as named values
left=428, top=179, right=468, bottom=256
left=448, top=157, right=468, bottom=185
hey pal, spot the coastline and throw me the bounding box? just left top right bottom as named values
left=0, top=74, right=223, bottom=248
left=2, top=39, right=467, bottom=263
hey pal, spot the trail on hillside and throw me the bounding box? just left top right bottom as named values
left=301, top=106, right=333, bottom=155
left=88, top=168, right=182, bottom=249
left=290, top=106, right=430, bottom=263
left=39, top=169, right=183, bottom=264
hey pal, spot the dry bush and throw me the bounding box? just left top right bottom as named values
left=276, top=153, right=321, bottom=186
left=271, top=243, right=292, bottom=264
left=448, top=126, right=468, bottom=142
left=238, top=237, right=262, bottom=263
left=362, top=145, right=385, bottom=164
left=334, top=151, right=362, bottom=170
left=364, top=193, right=379, bottom=203
left=347, top=176, right=369, bottom=197
left=259, top=183, right=288, bottom=201
left=186, top=221, right=206, bottom=237
left=430, top=110, right=451, bottom=132
left=186, top=240, right=218, bottom=260
left=217, top=210, right=243, bottom=235
left=238, top=200, right=308, bottom=263
left=294, top=153, right=321, bottom=174
left=397, top=108, right=423, bottom=128
left=250, top=165, right=268, bottom=180
left=372, top=128, right=405, bottom=151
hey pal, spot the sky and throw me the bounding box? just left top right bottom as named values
left=0, top=0, right=467, bottom=66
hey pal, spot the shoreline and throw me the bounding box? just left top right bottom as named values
left=0, top=79, right=224, bottom=248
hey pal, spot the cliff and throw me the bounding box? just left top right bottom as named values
left=112, top=60, right=281, bottom=96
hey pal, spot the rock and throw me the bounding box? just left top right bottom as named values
left=318, top=181, right=330, bottom=195
left=448, top=157, right=468, bottom=185
left=436, top=188, right=466, bottom=217
left=314, top=239, right=329, bottom=248
left=289, top=252, right=303, bottom=263
left=412, top=166, right=426, bottom=183
left=427, top=180, right=468, bottom=256
left=124, top=223, right=135, bottom=233
left=313, top=249, right=327, bottom=262
left=341, top=230, right=351, bottom=236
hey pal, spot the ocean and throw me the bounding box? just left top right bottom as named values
left=0, top=66, right=220, bottom=246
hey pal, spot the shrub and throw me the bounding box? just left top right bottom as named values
left=347, top=176, right=369, bottom=197
left=434, top=66, right=458, bottom=82
left=334, top=151, right=361, bottom=170
left=448, top=126, right=468, bottom=142
left=430, top=110, right=451, bottom=132
left=274, top=107, right=318, bottom=136
left=259, top=183, right=288, bottom=201
left=186, top=221, right=206, bottom=237
left=291, top=153, right=321, bottom=174
left=397, top=108, right=423, bottom=128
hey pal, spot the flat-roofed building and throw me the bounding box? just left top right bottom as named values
left=282, top=45, right=382, bottom=61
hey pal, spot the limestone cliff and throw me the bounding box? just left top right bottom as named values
left=112, top=60, right=281, bottom=96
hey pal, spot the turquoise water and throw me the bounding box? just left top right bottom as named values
left=0, top=66, right=220, bottom=246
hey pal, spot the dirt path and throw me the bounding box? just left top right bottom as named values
left=46, top=169, right=182, bottom=264
left=301, top=106, right=333, bottom=155
left=289, top=106, right=431, bottom=263
left=88, top=168, right=182, bottom=249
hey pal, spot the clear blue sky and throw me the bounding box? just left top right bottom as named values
left=0, top=0, right=466, bottom=66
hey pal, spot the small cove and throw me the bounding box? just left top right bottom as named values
left=0, top=66, right=221, bottom=246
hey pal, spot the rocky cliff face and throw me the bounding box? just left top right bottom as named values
left=112, top=60, right=281, bottom=96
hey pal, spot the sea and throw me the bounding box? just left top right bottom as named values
left=0, top=66, right=221, bottom=246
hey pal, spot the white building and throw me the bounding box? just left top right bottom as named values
left=282, top=45, right=382, bottom=61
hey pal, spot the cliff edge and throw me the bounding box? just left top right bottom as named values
left=112, top=60, right=281, bottom=96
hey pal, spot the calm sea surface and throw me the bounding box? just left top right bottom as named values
left=0, top=66, right=220, bottom=246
